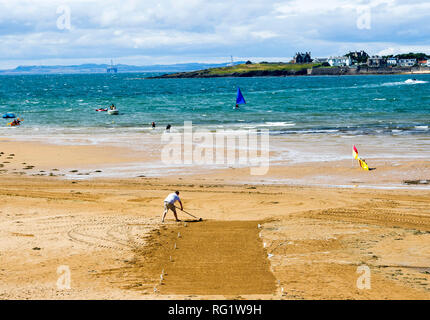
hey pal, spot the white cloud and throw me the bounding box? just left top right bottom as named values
left=377, top=45, right=430, bottom=56
left=0, top=0, right=429, bottom=68
left=251, top=31, right=279, bottom=40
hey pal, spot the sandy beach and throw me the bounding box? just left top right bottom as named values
left=3, top=0, right=430, bottom=305
left=0, top=138, right=429, bottom=300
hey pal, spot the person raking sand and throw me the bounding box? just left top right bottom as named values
left=162, top=191, right=183, bottom=223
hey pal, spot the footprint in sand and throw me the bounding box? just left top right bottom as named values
left=70, top=170, right=78, bottom=173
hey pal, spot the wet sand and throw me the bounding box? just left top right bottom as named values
left=1, top=138, right=429, bottom=189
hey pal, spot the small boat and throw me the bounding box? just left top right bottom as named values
left=108, top=109, right=119, bottom=115
left=405, top=78, right=422, bottom=84
left=2, top=113, right=16, bottom=119
left=96, top=108, right=108, bottom=112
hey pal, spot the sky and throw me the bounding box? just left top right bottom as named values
left=0, top=0, right=430, bottom=68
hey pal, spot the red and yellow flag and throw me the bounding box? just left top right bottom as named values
left=352, top=145, right=359, bottom=160
left=353, top=145, right=369, bottom=170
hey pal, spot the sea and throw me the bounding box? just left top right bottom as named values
left=0, top=73, right=429, bottom=169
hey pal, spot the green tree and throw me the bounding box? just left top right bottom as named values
left=395, top=52, right=429, bottom=60
left=345, top=51, right=369, bottom=64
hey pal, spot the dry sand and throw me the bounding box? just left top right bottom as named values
left=0, top=140, right=429, bottom=300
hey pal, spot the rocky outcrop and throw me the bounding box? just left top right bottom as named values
left=149, top=67, right=309, bottom=79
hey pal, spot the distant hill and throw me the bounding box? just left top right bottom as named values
left=0, top=62, right=246, bottom=75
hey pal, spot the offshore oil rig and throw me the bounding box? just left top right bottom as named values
left=106, top=59, right=118, bottom=73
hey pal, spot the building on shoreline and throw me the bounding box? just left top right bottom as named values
left=398, top=59, right=417, bottom=67
left=328, top=56, right=352, bottom=67
left=313, top=58, right=329, bottom=64
left=367, top=56, right=387, bottom=68
left=387, top=57, right=398, bottom=66
left=293, top=52, right=312, bottom=64
left=346, top=51, right=369, bottom=64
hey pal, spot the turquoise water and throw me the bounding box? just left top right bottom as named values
left=0, top=73, right=429, bottom=136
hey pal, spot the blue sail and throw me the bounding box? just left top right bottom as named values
left=236, top=87, right=246, bottom=105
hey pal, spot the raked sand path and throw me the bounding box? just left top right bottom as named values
left=128, top=220, right=277, bottom=296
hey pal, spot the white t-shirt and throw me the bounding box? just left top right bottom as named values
left=164, top=193, right=180, bottom=204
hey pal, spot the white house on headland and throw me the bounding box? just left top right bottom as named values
left=328, top=56, right=352, bottom=67
left=313, top=58, right=329, bottom=64
left=387, top=58, right=397, bottom=66
left=398, top=59, right=417, bottom=67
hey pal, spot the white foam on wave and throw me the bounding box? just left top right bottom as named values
left=383, top=79, right=429, bottom=86
left=415, top=125, right=429, bottom=130
left=259, top=122, right=296, bottom=127
left=405, top=79, right=428, bottom=84
left=285, top=129, right=339, bottom=134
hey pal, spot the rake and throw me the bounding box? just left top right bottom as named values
left=175, top=206, right=203, bottom=221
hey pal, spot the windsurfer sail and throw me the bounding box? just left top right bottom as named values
left=235, top=87, right=246, bottom=108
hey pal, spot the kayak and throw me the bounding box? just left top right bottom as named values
left=2, top=113, right=16, bottom=119
left=96, top=108, right=108, bottom=112
left=107, top=109, right=119, bottom=115
left=7, top=117, right=23, bottom=127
